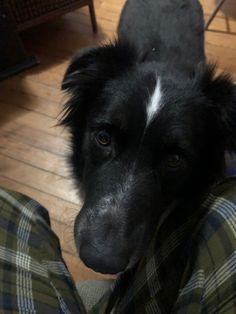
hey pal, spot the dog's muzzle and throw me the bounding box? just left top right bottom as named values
left=74, top=212, right=130, bottom=274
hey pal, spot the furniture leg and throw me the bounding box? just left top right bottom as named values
left=205, top=0, right=227, bottom=30
left=88, top=0, right=97, bottom=33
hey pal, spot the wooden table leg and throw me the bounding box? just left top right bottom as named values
left=88, top=0, right=97, bottom=33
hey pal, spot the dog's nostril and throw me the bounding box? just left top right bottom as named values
left=74, top=213, right=129, bottom=274
left=79, top=242, right=129, bottom=275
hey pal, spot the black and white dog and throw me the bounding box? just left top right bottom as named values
left=61, top=0, right=236, bottom=274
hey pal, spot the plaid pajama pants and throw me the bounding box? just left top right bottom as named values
left=0, top=178, right=236, bottom=313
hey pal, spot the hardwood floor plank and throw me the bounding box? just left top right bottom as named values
left=0, top=77, right=63, bottom=103
left=0, top=176, right=80, bottom=220
left=0, top=124, right=68, bottom=156
left=0, top=136, right=69, bottom=177
left=205, top=15, right=236, bottom=32
left=205, top=30, right=236, bottom=51
left=0, top=88, right=60, bottom=118
left=0, top=101, right=65, bottom=138
left=0, top=155, right=79, bottom=204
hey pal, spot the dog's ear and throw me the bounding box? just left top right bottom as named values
left=60, top=41, right=137, bottom=127
left=61, top=47, right=95, bottom=91
left=200, top=65, right=236, bottom=153
left=61, top=40, right=137, bottom=92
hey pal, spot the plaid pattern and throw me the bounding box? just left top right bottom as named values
left=1, top=178, right=236, bottom=313
left=91, top=178, right=236, bottom=313
left=0, top=188, right=86, bottom=314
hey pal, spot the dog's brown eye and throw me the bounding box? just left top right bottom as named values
left=96, top=131, right=111, bottom=146
left=166, top=154, right=183, bottom=168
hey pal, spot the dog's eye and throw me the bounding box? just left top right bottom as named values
left=95, top=131, right=111, bottom=146
left=166, top=154, right=183, bottom=169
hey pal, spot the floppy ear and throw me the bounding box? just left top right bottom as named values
left=200, top=65, right=236, bottom=153
left=60, top=40, right=137, bottom=126
left=61, top=40, right=138, bottom=91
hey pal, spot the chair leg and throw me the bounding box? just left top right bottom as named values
left=205, top=0, right=227, bottom=30
left=88, top=0, right=97, bottom=33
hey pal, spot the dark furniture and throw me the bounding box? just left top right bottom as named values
left=0, top=2, right=38, bottom=81
left=0, top=0, right=97, bottom=81
left=7, top=0, right=97, bottom=33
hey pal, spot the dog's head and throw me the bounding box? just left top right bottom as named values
left=61, top=41, right=236, bottom=274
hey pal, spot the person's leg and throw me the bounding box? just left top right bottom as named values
left=0, top=187, right=86, bottom=313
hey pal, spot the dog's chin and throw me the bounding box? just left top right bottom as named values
left=80, top=254, right=139, bottom=275
left=79, top=252, right=129, bottom=275
left=75, top=236, right=141, bottom=274
left=77, top=240, right=143, bottom=275
left=84, top=262, right=124, bottom=275
left=76, top=241, right=129, bottom=275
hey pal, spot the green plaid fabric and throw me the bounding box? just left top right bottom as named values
left=0, top=187, right=86, bottom=314
left=1, top=178, right=236, bottom=313
left=91, top=178, right=236, bottom=313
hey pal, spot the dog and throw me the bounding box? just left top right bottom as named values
left=61, top=0, right=236, bottom=275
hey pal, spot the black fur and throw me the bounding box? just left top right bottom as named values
left=61, top=0, right=236, bottom=274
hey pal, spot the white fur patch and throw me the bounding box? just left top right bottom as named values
left=146, top=78, right=162, bottom=126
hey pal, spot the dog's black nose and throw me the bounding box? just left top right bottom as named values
left=79, top=241, right=129, bottom=274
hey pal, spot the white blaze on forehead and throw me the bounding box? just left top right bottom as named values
left=146, top=78, right=162, bottom=126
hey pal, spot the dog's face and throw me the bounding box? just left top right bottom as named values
left=61, top=42, right=236, bottom=274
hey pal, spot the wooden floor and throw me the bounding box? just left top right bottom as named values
left=0, top=0, right=236, bottom=282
